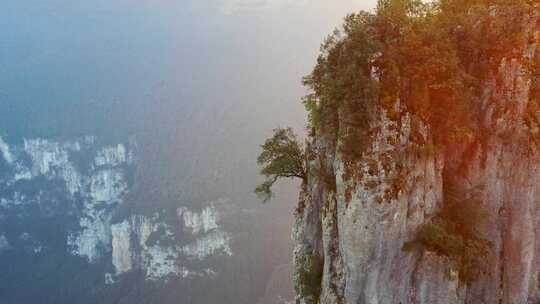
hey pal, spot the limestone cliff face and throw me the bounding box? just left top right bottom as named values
left=0, top=135, right=232, bottom=284
left=293, top=9, right=540, bottom=304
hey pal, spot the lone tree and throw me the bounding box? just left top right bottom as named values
left=255, top=127, right=306, bottom=202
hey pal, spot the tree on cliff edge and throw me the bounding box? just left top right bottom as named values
left=255, top=128, right=306, bottom=202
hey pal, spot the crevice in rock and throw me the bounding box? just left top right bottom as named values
left=498, top=223, right=506, bottom=304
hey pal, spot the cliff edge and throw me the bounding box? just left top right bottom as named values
left=292, top=1, right=540, bottom=303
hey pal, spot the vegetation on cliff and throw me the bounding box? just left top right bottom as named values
left=258, top=0, right=535, bottom=200
left=255, top=127, right=306, bottom=202
left=294, top=254, right=324, bottom=303
left=305, top=0, right=533, bottom=165
left=403, top=182, right=492, bottom=283
left=257, top=0, right=536, bottom=288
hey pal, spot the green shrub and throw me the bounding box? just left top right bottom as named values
left=295, top=254, right=324, bottom=303
left=255, top=127, right=306, bottom=202
left=403, top=182, right=492, bottom=284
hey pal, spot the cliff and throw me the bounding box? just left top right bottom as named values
left=293, top=2, right=540, bottom=303
left=0, top=135, right=240, bottom=303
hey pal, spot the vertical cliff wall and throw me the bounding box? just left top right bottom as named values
left=293, top=3, right=540, bottom=304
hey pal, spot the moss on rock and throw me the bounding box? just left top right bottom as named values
left=294, top=254, right=324, bottom=304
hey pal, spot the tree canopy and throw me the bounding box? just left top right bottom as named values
left=304, top=0, right=533, bottom=152
left=255, top=128, right=306, bottom=202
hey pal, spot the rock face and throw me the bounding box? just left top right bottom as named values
left=0, top=135, right=235, bottom=302
left=293, top=8, right=540, bottom=304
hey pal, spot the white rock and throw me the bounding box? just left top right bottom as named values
left=0, top=135, right=233, bottom=283
left=182, top=230, right=232, bottom=260
left=0, top=136, right=14, bottom=164
left=22, top=138, right=82, bottom=194
left=111, top=216, right=183, bottom=280
left=24, top=139, right=69, bottom=176
left=178, top=206, right=219, bottom=234
left=84, top=136, right=96, bottom=145
left=105, top=273, right=115, bottom=285
left=144, top=245, right=180, bottom=280
left=111, top=220, right=133, bottom=275
left=0, top=234, right=11, bottom=251
left=95, top=144, right=127, bottom=167
left=61, top=163, right=82, bottom=195
left=14, top=167, right=32, bottom=182
left=33, top=245, right=43, bottom=254
left=67, top=210, right=112, bottom=263
left=89, top=169, right=127, bottom=203
left=0, top=192, right=26, bottom=209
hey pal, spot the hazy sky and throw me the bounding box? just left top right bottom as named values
left=0, top=3, right=384, bottom=303
left=0, top=0, right=382, bottom=202
left=0, top=0, right=378, bottom=139
left=219, top=0, right=377, bottom=13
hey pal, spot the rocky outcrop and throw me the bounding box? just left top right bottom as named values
left=0, top=136, right=232, bottom=284
left=293, top=6, right=540, bottom=304
left=110, top=209, right=231, bottom=280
